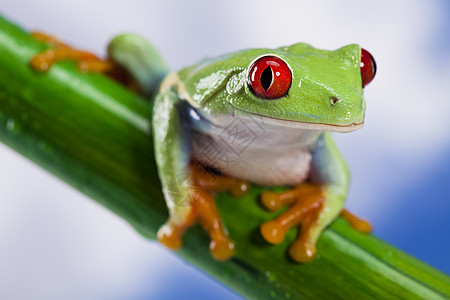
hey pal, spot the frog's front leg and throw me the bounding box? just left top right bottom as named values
left=158, top=162, right=250, bottom=260
left=153, top=89, right=249, bottom=261
left=260, top=132, right=370, bottom=263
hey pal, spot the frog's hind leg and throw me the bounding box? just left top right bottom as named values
left=30, top=31, right=116, bottom=73
left=106, top=34, right=169, bottom=96
left=30, top=32, right=168, bottom=95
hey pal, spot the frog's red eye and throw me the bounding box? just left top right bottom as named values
left=360, top=48, right=376, bottom=88
left=248, top=56, right=292, bottom=99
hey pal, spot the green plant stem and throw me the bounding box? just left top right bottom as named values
left=0, top=15, right=448, bottom=300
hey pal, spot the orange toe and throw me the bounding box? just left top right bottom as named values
left=158, top=162, right=252, bottom=261
left=261, top=191, right=284, bottom=211
left=340, top=209, right=373, bottom=233
left=210, top=236, right=235, bottom=261
left=289, top=239, right=316, bottom=263
left=260, top=183, right=326, bottom=263
left=260, top=220, right=287, bottom=244
left=157, top=224, right=183, bottom=250
left=230, top=180, right=250, bottom=197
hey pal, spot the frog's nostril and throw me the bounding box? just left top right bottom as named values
left=330, top=97, right=340, bottom=105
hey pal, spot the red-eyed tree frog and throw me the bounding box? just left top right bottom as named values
left=31, top=33, right=376, bottom=263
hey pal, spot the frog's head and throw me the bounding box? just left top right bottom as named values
left=176, top=43, right=376, bottom=132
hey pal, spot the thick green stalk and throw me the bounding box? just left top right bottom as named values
left=0, top=15, right=448, bottom=299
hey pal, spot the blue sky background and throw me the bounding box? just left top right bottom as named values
left=0, top=1, right=449, bottom=299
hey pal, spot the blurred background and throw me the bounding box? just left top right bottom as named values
left=0, top=0, right=449, bottom=299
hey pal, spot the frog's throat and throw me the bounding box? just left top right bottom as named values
left=160, top=73, right=364, bottom=133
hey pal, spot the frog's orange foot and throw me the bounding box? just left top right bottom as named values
left=29, top=31, right=140, bottom=90
left=158, top=164, right=250, bottom=261
left=190, top=162, right=251, bottom=197
left=260, top=183, right=325, bottom=263
left=340, top=209, right=373, bottom=233
left=157, top=219, right=191, bottom=251
left=30, top=46, right=115, bottom=73
left=157, top=188, right=235, bottom=261
left=30, top=32, right=115, bottom=73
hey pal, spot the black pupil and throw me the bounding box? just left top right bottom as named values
left=370, top=54, right=377, bottom=77
left=260, top=66, right=273, bottom=91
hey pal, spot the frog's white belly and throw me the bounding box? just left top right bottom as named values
left=192, top=116, right=322, bottom=186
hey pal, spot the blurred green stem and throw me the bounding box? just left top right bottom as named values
left=0, top=15, right=449, bottom=300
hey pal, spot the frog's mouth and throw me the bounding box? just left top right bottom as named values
left=227, top=105, right=364, bottom=133
left=244, top=112, right=363, bottom=132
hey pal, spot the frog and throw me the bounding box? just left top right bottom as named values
left=31, top=33, right=376, bottom=263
